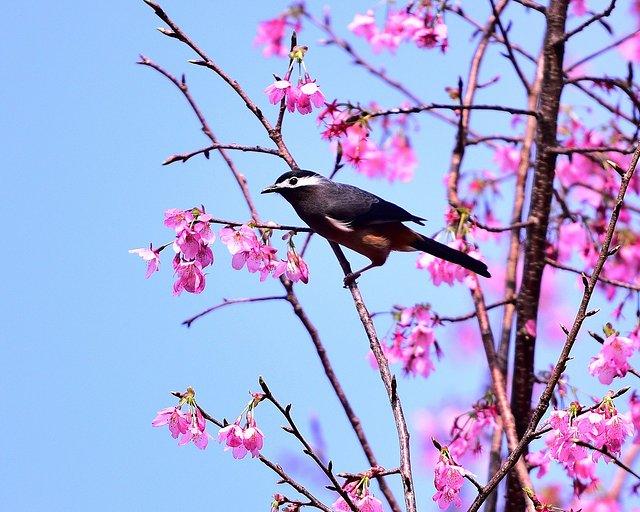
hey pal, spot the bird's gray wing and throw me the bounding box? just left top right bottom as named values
left=324, top=183, right=425, bottom=227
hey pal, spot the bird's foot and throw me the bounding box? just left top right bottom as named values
left=343, top=272, right=361, bottom=287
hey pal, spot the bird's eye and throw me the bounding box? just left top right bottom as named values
left=289, top=177, right=298, bottom=186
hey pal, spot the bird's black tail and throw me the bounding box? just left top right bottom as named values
left=412, top=235, right=491, bottom=278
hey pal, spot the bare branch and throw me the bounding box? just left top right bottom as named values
left=162, top=143, right=284, bottom=166
left=545, top=257, right=640, bottom=292
left=561, top=0, right=617, bottom=42
left=182, top=296, right=288, bottom=328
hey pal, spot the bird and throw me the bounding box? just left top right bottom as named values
left=261, top=169, right=491, bottom=284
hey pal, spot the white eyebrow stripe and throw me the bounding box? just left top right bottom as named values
left=325, top=216, right=353, bottom=232
left=277, top=175, right=324, bottom=188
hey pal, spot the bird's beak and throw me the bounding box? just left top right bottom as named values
left=261, top=184, right=278, bottom=194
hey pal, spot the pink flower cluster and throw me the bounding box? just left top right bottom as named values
left=416, top=238, right=481, bottom=288
left=588, top=333, right=639, bottom=384
left=529, top=398, right=634, bottom=493
left=265, top=72, right=325, bottom=115
left=254, top=10, right=302, bottom=58
left=630, top=392, right=640, bottom=444
left=332, top=478, right=383, bottom=512
left=375, top=305, right=440, bottom=378
left=164, top=207, right=215, bottom=295
left=448, top=394, right=498, bottom=460
left=348, top=6, right=448, bottom=53
left=218, top=394, right=265, bottom=459
left=432, top=453, right=465, bottom=510
left=318, top=103, right=417, bottom=182
left=220, top=225, right=309, bottom=283
left=152, top=389, right=211, bottom=450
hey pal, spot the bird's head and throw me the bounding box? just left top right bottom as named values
left=261, top=170, right=328, bottom=197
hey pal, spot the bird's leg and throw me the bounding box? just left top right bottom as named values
left=343, top=263, right=377, bottom=287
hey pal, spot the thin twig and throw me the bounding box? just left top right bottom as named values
left=162, top=143, right=284, bottom=166
left=561, top=0, right=617, bottom=42
left=182, top=296, right=288, bottom=328
left=545, top=258, right=640, bottom=292
left=436, top=299, right=512, bottom=323
left=259, top=377, right=359, bottom=512
left=575, top=441, right=640, bottom=482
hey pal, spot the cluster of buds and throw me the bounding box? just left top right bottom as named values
left=218, top=392, right=266, bottom=459
left=264, top=43, right=325, bottom=115
left=152, top=387, right=211, bottom=450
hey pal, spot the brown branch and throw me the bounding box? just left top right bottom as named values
left=471, top=218, right=534, bottom=232
left=545, top=257, right=640, bottom=291
left=489, top=0, right=531, bottom=94
left=513, top=0, right=546, bottom=12
left=194, top=402, right=331, bottom=512
left=575, top=441, right=640, bottom=482
left=206, top=217, right=312, bottom=233
left=281, top=281, right=403, bottom=512
left=608, top=444, right=640, bottom=500
left=329, top=242, right=417, bottom=512
left=182, top=296, right=288, bottom=328
left=507, top=2, right=570, bottom=507
left=549, top=145, right=635, bottom=155
left=469, top=143, right=640, bottom=512
left=137, top=56, right=260, bottom=219
left=566, top=30, right=640, bottom=73
left=162, top=143, right=284, bottom=166
left=142, top=0, right=298, bottom=170
left=436, top=299, right=512, bottom=323
left=363, top=103, right=538, bottom=120
left=561, top=0, right=617, bottom=42
left=259, top=377, right=359, bottom=512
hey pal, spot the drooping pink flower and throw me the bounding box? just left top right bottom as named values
left=579, top=497, right=621, bottom=512
left=356, top=495, right=384, bottom=512
left=164, top=208, right=193, bottom=232
left=265, top=78, right=292, bottom=104
left=152, top=406, right=189, bottom=439
left=129, top=245, right=161, bottom=278
left=243, top=424, right=265, bottom=457
left=172, top=258, right=206, bottom=295
left=588, top=334, right=638, bottom=384
left=179, top=408, right=211, bottom=450
left=283, top=249, right=309, bottom=283
left=218, top=422, right=248, bottom=459
left=417, top=239, right=476, bottom=287
left=432, top=456, right=465, bottom=510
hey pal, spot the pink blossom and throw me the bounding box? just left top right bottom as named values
left=178, top=408, right=210, bottom=450
left=265, top=78, right=292, bottom=104
left=493, top=144, right=520, bottom=173
left=129, top=245, right=161, bottom=278
left=254, top=18, right=288, bottom=57
left=432, top=457, right=465, bottom=510
left=172, top=258, right=206, bottom=295
left=526, top=450, right=550, bottom=478
left=164, top=208, right=192, bottom=232
left=571, top=0, right=588, bottom=16
left=152, top=406, right=189, bottom=439
left=219, top=225, right=259, bottom=254
left=218, top=422, right=249, bottom=459
left=282, top=250, right=309, bottom=283
left=588, top=334, right=638, bottom=384
left=631, top=393, right=640, bottom=443
left=413, top=21, right=448, bottom=51
left=417, top=240, right=471, bottom=287
left=580, top=497, right=621, bottom=512
left=243, top=424, right=265, bottom=457
left=347, top=11, right=377, bottom=40
left=558, top=222, right=587, bottom=262
left=356, top=495, right=383, bottom=512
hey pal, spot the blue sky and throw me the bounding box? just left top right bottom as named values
left=2, top=1, right=639, bottom=510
